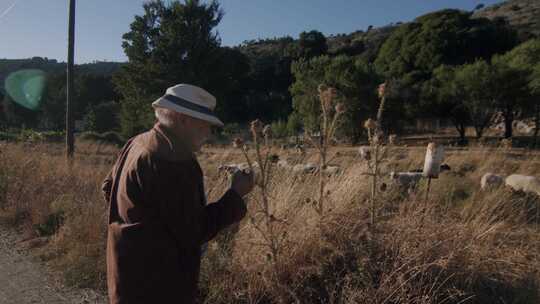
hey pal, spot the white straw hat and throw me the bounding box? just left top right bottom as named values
left=152, top=84, right=224, bottom=127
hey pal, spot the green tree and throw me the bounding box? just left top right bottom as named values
left=298, top=30, right=328, bottom=59
left=375, top=9, right=517, bottom=122
left=114, top=0, right=228, bottom=138
left=375, top=9, right=517, bottom=79
left=290, top=55, right=380, bottom=141
left=490, top=57, right=530, bottom=138
left=455, top=60, right=497, bottom=138
left=423, top=65, right=469, bottom=143
left=83, top=101, right=120, bottom=133
left=498, top=39, right=540, bottom=141
left=532, top=65, right=540, bottom=93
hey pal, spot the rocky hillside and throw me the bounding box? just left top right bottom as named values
left=474, top=0, right=540, bottom=39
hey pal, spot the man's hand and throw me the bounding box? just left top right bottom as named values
left=231, top=169, right=254, bottom=197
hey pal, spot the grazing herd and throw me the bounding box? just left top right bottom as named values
left=482, top=173, right=540, bottom=196
left=218, top=143, right=540, bottom=198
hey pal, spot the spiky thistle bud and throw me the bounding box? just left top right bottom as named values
left=319, top=86, right=338, bottom=113
left=335, top=102, right=346, bottom=114
left=262, top=124, right=272, bottom=138
left=232, top=137, right=243, bottom=148
left=364, top=118, right=377, bottom=130
left=250, top=119, right=263, bottom=138
left=378, top=82, right=387, bottom=99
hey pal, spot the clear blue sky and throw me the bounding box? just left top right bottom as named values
left=0, top=0, right=503, bottom=64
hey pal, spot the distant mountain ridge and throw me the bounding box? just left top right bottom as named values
left=0, top=57, right=123, bottom=91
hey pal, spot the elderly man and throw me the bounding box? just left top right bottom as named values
left=101, top=84, right=254, bottom=304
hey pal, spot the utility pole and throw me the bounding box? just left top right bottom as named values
left=66, top=0, right=76, bottom=159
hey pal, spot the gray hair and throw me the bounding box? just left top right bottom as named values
left=155, top=107, right=178, bottom=128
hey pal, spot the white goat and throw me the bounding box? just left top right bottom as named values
left=480, top=173, right=505, bottom=190
left=389, top=171, right=423, bottom=191
left=292, top=163, right=318, bottom=174
left=218, top=162, right=259, bottom=175
left=321, top=165, right=341, bottom=175
left=505, top=174, right=540, bottom=196
left=358, top=146, right=371, bottom=161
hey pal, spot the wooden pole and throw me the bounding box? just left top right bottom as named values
left=66, top=0, right=76, bottom=159
left=425, top=177, right=432, bottom=202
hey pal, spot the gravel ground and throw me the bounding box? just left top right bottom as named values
left=0, top=226, right=106, bottom=304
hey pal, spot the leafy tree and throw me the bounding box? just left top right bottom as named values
left=270, top=120, right=288, bottom=138
left=499, top=39, right=540, bottom=141
left=454, top=60, right=497, bottom=138
left=298, top=30, right=328, bottom=59
left=375, top=9, right=517, bottom=121
left=423, top=65, right=469, bottom=143
left=375, top=9, right=517, bottom=79
left=74, top=73, right=118, bottom=119
left=290, top=55, right=380, bottom=142
left=114, top=0, right=229, bottom=138
left=83, top=101, right=120, bottom=133
left=286, top=111, right=302, bottom=136
left=532, top=64, right=540, bottom=94
left=490, top=57, right=530, bottom=138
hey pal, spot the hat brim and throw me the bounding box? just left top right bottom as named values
left=152, top=96, right=224, bottom=127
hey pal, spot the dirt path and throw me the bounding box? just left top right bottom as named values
left=0, top=226, right=106, bottom=304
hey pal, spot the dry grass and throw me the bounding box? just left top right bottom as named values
left=0, top=141, right=539, bottom=303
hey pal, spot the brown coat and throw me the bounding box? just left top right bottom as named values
left=102, top=123, right=246, bottom=304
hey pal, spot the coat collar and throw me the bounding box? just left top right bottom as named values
left=152, top=123, right=195, bottom=162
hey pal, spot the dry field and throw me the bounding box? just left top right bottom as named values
left=0, top=141, right=539, bottom=304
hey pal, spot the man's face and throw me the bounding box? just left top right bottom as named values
left=175, top=114, right=211, bottom=151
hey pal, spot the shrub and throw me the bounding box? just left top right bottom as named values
left=270, top=120, right=288, bottom=139
left=101, top=131, right=125, bottom=146
left=221, top=123, right=242, bottom=138
left=0, top=131, right=17, bottom=141
left=79, top=131, right=125, bottom=146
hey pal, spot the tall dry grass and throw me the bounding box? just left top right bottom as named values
left=0, top=141, right=539, bottom=303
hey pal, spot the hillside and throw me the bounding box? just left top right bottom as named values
left=474, top=0, right=540, bottom=39
left=0, top=58, right=123, bottom=90
left=237, top=24, right=398, bottom=62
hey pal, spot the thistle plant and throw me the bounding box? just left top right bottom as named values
left=232, top=120, right=285, bottom=263
left=362, top=82, right=390, bottom=226
left=304, top=84, right=346, bottom=217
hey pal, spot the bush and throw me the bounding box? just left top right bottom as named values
left=79, top=131, right=125, bottom=146
left=17, top=129, right=44, bottom=142
left=101, top=131, right=125, bottom=146
left=0, top=131, right=17, bottom=141
left=41, top=131, right=65, bottom=143
left=79, top=131, right=101, bottom=141
left=221, top=123, right=242, bottom=138
left=286, top=112, right=303, bottom=136
left=34, top=211, right=64, bottom=237
left=271, top=120, right=288, bottom=138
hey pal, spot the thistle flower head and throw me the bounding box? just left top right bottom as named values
left=364, top=118, right=377, bottom=130
left=232, top=137, right=243, bottom=148
left=335, top=102, right=346, bottom=114
left=378, top=82, right=387, bottom=98
left=317, top=84, right=327, bottom=94
left=250, top=119, right=263, bottom=137
left=262, top=124, right=272, bottom=138
left=319, top=86, right=338, bottom=112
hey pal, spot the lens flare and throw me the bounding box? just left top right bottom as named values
left=5, top=69, right=46, bottom=111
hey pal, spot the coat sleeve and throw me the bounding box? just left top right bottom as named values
left=101, top=169, right=113, bottom=203
left=152, top=158, right=247, bottom=248
left=200, top=188, right=246, bottom=244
